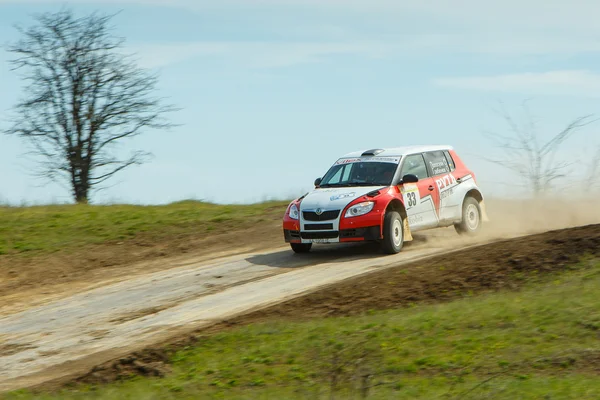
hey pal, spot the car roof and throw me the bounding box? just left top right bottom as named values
left=340, top=145, right=454, bottom=158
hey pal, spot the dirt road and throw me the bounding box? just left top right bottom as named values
left=1, top=198, right=599, bottom=393
left=1, top=232, right=496, bottom=392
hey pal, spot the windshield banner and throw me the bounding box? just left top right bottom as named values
left=334, top=157, right=400, bottom=165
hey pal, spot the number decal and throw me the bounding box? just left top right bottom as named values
left=407, top=192, right=417, bottom=207
left=401, top=183, right=420, bottom=210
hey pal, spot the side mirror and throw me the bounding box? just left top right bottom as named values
left=400, top=174, right=419, bottom=184
left=314, top=177, right=322, bottom=187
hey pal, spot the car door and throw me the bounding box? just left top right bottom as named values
left=398, top=153, right=440, bottom=230
left=423, top=150, right=456, bottom=225
left=438, top=150, right=463, bottom=223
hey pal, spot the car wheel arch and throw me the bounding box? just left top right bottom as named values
left=384, top=199, right=413, bottom=242
left=461, top=189, right=489, bottom=223
left=464, top=189, right=483, bottom=204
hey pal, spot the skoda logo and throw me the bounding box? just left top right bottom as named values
left=315, top=208, right=323, bottom=215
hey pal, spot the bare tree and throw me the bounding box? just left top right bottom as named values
left=483, top=101, right=596, bottom=196
left=4, top=9, right=178, bottom=203
left=588, top=146, right=600, bottom=190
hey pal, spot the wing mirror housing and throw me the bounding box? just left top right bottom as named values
left=400, top=174, right=419, bottom=184
left=314, top=177, right=322, bottom=187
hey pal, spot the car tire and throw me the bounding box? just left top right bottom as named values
left=290, top=243, right=312, bottom=253
left=382, top=211, right=404, bottom=254
left=455, top=197, right=482, bottom=235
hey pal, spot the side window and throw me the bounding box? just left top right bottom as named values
left=325, top=166, right=344, bottom=184
left=341, top=164, right=352, bottom=181
left=443, top=150, right=456, bottom=171
left=400, top=154, right=429, bottom=179
left=424, top=151, right=450, bottom=176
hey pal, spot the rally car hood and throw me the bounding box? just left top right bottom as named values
left=300, top=186, right=384, bottom=212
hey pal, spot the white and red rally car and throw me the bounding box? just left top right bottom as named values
left=283, top=145, right=488, bottom=254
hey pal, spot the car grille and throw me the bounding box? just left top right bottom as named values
left=300, top=231, right=339, bottom=239
left=302, top=210, right=340, bottom=221
left=304, top=223, right=334, bottom=231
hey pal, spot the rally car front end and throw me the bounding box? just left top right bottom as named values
left=283, top=188, right=390, bottom=245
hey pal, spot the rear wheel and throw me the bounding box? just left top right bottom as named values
left=382, top=211, right=404, bottom=254
left=455, top=197, right=482, bottom=235
left=290, top=242, right=312, bottom=253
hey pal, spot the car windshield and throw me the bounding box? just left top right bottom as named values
left=319, top=158, right=400, bottom=188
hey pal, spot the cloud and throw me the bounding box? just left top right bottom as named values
left=126, top=43, right=230, bottom=69
left=239, top=42, right=386, bottom=68
left=4, top=0, right=600, bottom=33
left=432, top=70, right=600, bottom=98
left=128, top=32, right=600, bottom=70
left=445, top=35, right=600, bottom=56
left=4, top=0, right=600, bottom=36
left=0, top=0, right=188, bottom=5
left=132, top=34, right=541, bottom=70
left=127, top=40, right=427, bottom=69
left=5, top=0, right=600, bottom=66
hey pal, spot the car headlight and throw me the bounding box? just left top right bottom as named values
left=289, top=203, right=299, bottom=220
left=344, top=201, right=375, bottom=218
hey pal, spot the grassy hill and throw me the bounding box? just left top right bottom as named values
left=0, top=200, right=290, bottom=257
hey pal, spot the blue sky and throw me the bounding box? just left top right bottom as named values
left=1, top=0, right=599, bottom=204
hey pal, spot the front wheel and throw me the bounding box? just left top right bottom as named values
left=454, top=197, right=482, bottom=235
left=382, top=211, right=404, bottom=254
left=290, top=242, right=312, bottom=253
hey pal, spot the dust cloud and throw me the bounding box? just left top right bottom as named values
left=411, top=197, right=600, bottom=249
left=483, top=197, right=600, bottom=237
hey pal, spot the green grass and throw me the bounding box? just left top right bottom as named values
left=6, top=261, right=600, bottom=400
left=0, top=200, right=289, bottom=257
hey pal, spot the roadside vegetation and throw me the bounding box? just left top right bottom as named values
left=7, top=259, right=599, bottom=400
left=0, top=200, right=288, bottom=258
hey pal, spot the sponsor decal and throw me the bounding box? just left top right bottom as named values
left=316, top=189, right=341, bottom=193
left=330, top=192, right=356, bottom=201
left=335, top=158, right=361, bottom=165
left=440, top=187, right=454, bottom=200
left=436, top=173, right=458, bottom=191
left=429, top=161, right=450, bottom=176
left=366, top=157, right=400, bottom=163
left=334, top=157, right=400, bottom=165
left=408, top=214, right=423, bottom=225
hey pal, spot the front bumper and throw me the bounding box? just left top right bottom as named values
left=283, top=226, right=381, bottom=243
left=283, top=206, right=383, bottom=244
